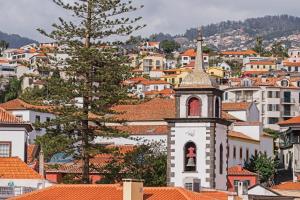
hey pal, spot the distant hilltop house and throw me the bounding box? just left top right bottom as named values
left=220, top=50, right=258, bottom=60
left=180, top=48, right=209, bottom=67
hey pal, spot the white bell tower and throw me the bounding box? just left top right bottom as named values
left=166, top=29, right=230, bottom=191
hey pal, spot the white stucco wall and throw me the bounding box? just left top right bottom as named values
left=215, top=124, right=228, bottom=191
left=10, top=110, right=55, bottom=143
left=0, top=179, right=52, bottom=189
left=233, top=125, right=261, bottom=141
left=260, top=136, right=274, bottom=157
left=228, top=111, right=247, bottom=121
left=228, top=138, right=260, bottom=167
left=170, top=123, right=210, bottom=188
left=0, top=127, right=27, bottom=161
left=94, top=135, right=167, bottom=146
left=248, top=185, right=278, bottom=196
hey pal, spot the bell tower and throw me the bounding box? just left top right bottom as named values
left=166, top=29, right=230, bottom=191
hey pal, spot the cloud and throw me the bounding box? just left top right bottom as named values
left=0, top=0, right=299, bottom=41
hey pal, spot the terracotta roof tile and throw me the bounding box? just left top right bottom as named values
left=228, top=131, right=259, bottom=142
left=278, top=116, right=300, bottom=126
left=245, top=61, right=275, bottom=65
left=113, top=98, right=176, bottom=121
left=272, top=182, right=300, bottom=190
left=144, top=89, right=175, bottom=97
left=181, top=49, right=208, bottom=57
left=11, top=184, right=228, bottom=200
left=283, top=62, right=300, bottom=67
left=138, top=80, right=170, bottom=85
left=0, top=107, right=24, bottom=124
left=222, top=102, right=251, bottom=111
left=0, top=99, right=52, bottom=112
left=233, top=121, right=261, bottom=126
left=0, top=157, right=43, bottom=179
left=228, top=166, right=257, bottom=176
left=221, top=50, right=257, bottom=56
left=27, top=144, right=39, bottom=164
left=115, top=125, right=169, bottom=135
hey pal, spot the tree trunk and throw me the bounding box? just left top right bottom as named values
left=81, top=0, right=92, bottom=184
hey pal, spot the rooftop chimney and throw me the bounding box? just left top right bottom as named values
left=39, top=148, right=44, bottom=177
left=123, top=179, right=143, bottom=200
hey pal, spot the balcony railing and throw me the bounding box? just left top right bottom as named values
left=281, top=98, right=296, bottom=104
left=0, top=186, right=35, bottom=198
left=282, top=111, right=296, bottom=117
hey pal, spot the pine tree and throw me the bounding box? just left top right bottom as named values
left=23, top=0, right=144, bottom=184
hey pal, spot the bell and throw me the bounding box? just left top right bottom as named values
left=186, top=157, right=195, bottom=167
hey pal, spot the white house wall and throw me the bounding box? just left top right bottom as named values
left=0, top=127, right=27, bottom=161
left=233, top=125, right=260, bottom=141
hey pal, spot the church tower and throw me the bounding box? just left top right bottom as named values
left=166, top=30, right=230, bottom=191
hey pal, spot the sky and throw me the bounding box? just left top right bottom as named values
left=0, top=0, right=300, bottom=42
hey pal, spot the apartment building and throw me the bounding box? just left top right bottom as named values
left=129, top=53, right=166, bottom=73
left=222, top=76, right=300, bottom=130
left=243, top=60, right=277, bottom=72
left=180, top=48, right=209, bottom=67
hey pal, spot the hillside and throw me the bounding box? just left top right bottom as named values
left=0, top=31, right=38, bottom=48
left=149, top=15, right=300, bottom=50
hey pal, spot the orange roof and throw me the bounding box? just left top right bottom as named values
left=11, top=184, right=228, bottom=200
left=221, top=111, right=242, bottom=122
left=228, top=166, right=257, bottom=176
left=148, top=41, right=160, bottom=46
left=272, top=182, right=300, bottom=190
left=278, top=116, right=300, bottom=126
left=0, top=157, right=43, bottom=179
left=144, top=89, right=175, bottom=96
left=221, top=50, right=257, bottom=55
left=115, top=125, right=169, bottom=135
left=233, top=121, right=261, bottom=126
left=245, top=61, right=275, bottom=65
left=138, top=80, right=170, bottom=85
left=222, top=102, right=251, bottom=111
left=0, top=99, right=52, bottom=112
left=113, top=98, right=176, bottom=121
left=27, top=144, right=38, bottom=164
left=181, top=49, right=208, bottom=57
left=228, top=131, right=259, bottom=142
left=283, top=62, right=300, bottom=67
left=0, top=107, right=24, bottom=124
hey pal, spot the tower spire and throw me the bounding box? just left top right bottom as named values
left=194, top=27, right=204, bottom=72
left=179, top=27, right=215, bottom=88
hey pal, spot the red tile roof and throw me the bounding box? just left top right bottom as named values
left=233, top=121, right=261, bottom=126
left=222, top=102, right=251, bottom=111
left=245, top=61, right=275, bottom=65
left=278, top=116, right=300, bottom=126
left=0, top=99, right=52, bottom=112
left=228, top=166, right=257, bottom=176
left=221, top=50, right=257, bottom=56
left=228, top=131, right=259, bottom=142
left=283, top=62, right=300, bottom=67
left=115, top=125, right=169, bottom=135
left=144, top=89, right=175, bottom=97
left=113, top=98, right=176, bottom=121
left=0, top=157, right=43, bottom=179
left=11, top=184, right=228, bottom=200
left=0, top=107, right=23, bottom=124
left=181, top=49, right=208, bottom=57
left=27, top=144, right=39, bottom=164
left=272, top=182, right=300, bottom=190
left=138, top=80, right=170, bottom=85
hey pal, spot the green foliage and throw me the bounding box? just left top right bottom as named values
left=263, top=128, right=279, bottom=139
left=244, top=153, right=277, bottom=185
left=98, top=142, right=167, bottom=186
left=0, top=77, right=22, bottom=103
left=0, top=40, right=9, bottom=56
left=22, top=0, right=145, bottom=184
left=271, top=42, right=288, bottom=58
left=159, top=40, right=180, bottom=55
left=226, top=60, right=243, bottom=76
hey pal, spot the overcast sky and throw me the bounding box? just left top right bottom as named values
left=0, top=0, right=299, bottom=41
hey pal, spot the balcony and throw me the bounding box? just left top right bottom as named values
left=0, top=186, right=35, bottom=199
left=282, top=111, right=296, bottom=117
left=281, top=98, right=296, bottom=104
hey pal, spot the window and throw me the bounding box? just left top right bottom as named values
left=184, top=183, right=193, bottom=191
left=267, top=104, right=279, bottom=111
left=179, top=78, right=182, bottom=83
left=246, top=149, right=249, bottom=161
left=0, top=142, right=11, bottom=157
left=154, top=85, right=159, bottom=91
left=184, top=142, right=197, bottom=172
left=268, top=91, right=280, bottom=98
left=215, top=98, right=220, bottom=118
left=268, top=117, right=279, bottom=124
left=171, top=78, right=175, bottom=84
left=240, top=147, right=243, bottom=160
left=15, top=115, right=23, bottom=121
left=183, top=57, right=188, bottom=60
left=296, top=67, right=299, bottom=72
left=187, top=97, right=201, bottom=117
left=224, top=92, right=228, bottom=100
left=250, top=65, right=253, bottom=69
left=298, top=82, right=300, bottom=87
left=156, top=60, right=160, bottom=66
left=255, top=149, right=258, bottom=157
left=35, top=115, right=41, bottom=123
left=233, top=146, right=236, bottom=159
left=263, top=65, right=266, bottom=69
left=219, top=144, right=223, bottom=174
left=46, top=117, right=51, bottom=122
left=281, top=80, right=289, bottom=87
left=288, top=67, right=291, bottom=72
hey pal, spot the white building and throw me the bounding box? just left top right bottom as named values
left=0, top=157, right=51, bottom=199
left=0, top=107, right=32, bottom=161
left=222, top=76, right=300, bottom=130
left=222, top=102, right=259, bottom=122
left=0, top=99, right=55, bottom=143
